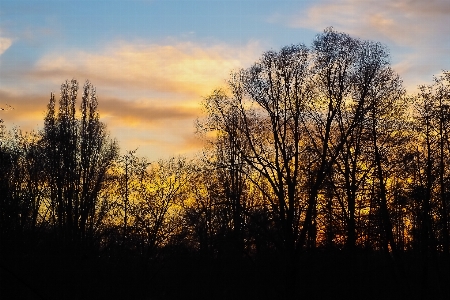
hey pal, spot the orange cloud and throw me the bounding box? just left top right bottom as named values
left=29, top=40, right=262, bottom=100
left=0, top=89, right=207, bottom=161
left=0, top=90, right=49, bottom=130
left=98, top=96, right=200, bottom=127
left=110, top=118, right=205, bottom=161
left=137, top=131, right=206, bottom=160
left=9, top=39, right=264, bottom=160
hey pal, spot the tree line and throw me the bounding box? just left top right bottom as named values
left=1, top=27, right=449, bottom=298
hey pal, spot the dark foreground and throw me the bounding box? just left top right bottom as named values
left=1, top=238, right=449, bottom=300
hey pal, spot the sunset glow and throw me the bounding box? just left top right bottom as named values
left=0, top=0, right=448, bottom=160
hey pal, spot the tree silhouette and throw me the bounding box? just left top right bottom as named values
left=1, top=30, right=450, bottom=300
left=42, top=79, right=118, bottom=243
left=200, top=27, right=411, bottom=296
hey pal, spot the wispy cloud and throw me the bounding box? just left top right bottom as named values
left=0, top=36, right=12, bottom=56
left=0, top=90, right=47, bottom=130
left=0, top=88, right=205, bottom=159
left=275, top=0, right=450, bottom=90
left=29, top=40, right=262, bottom=100
left=2, top=39, right=264, bottom=159
left=99, top=96, right=199, bottom=127
left=284, top=0, right=449, bottom=44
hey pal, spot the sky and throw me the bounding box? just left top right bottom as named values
left=0, top=0, right=449, bottom=160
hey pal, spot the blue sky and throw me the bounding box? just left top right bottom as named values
left=1, top=0, right=449, bottom=160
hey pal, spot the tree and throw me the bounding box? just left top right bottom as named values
left=42, top=79, right=118, bottom=243
left=132, top=157, right=190, bottom=259
left=410, top=71, right=450, bottom=255
left=201, top=27, right=406, bottom=297
left=365, top=51, right=406, bottom=258
left=117, top=150, right=147, bottom=247
left=198, top=90, right=252, bottom=257
left=434, top=72, right=450, bottom=255
left=0, top=129, right=44, bottom=237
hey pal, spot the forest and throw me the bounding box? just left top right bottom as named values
left=1, top=28, right=449, bottom=299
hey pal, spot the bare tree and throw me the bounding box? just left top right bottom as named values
left=0, top=129, right=44, bottom=236
left=42, top=79, right=118, bottom=243
left=201, top=28, right=408, bottom=297
left=132, top=157, right=190, bottom=259
left=199, top=90, right=251, bottom=256
left=410, top=72, right=450, bottom=256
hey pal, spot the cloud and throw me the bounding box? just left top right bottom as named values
left=98, top=96, right=199, bottom=127
left=29, top=40, right=262, bottom=99
left=0, top=89, right=200, bottom=127
left=123, top=126, right=204, bottom=154
left=0, top=90, right=48, bottom=131
left=8, top=39, right=265, bottom=160
left=0, top=88, right=205, bottom=160
left=285, top=0, right=450, bottom=45
left=0, top=37, right=12, bottom=56
left=276, top=0, right=450, bottom=91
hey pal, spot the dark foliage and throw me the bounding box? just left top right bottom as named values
left=1, top=29, right=449, bottom=299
